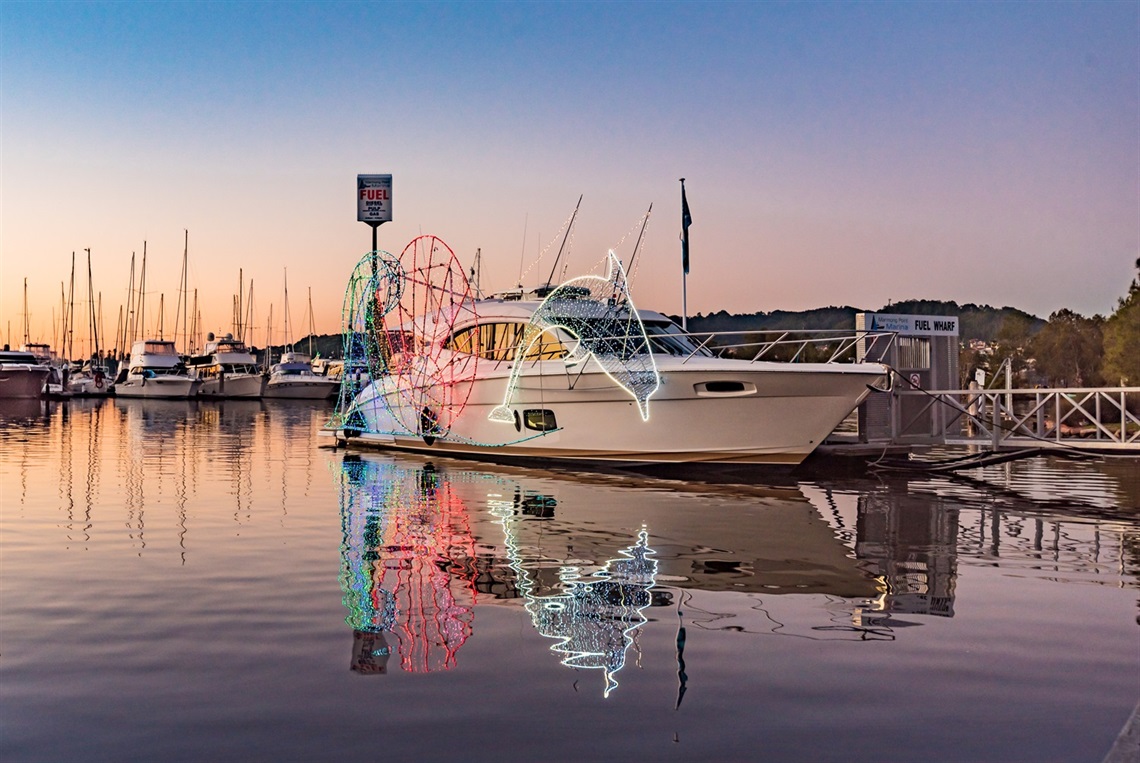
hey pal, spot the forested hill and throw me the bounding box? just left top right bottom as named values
left=679, top=300, right=1044, bottom=342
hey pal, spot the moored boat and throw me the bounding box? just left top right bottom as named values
left=264, top=351, right=338, bottom=399
left=325, top=238, right=890, bottom=467
left=114, top=340, right=201, bottom=399
left=67, top=360, right=113, bottom=397
left=21, top=343, right=70, bottom=399
left=187, top=333, right=265, bottom=399
left=0, top=347, right=52, bottom=399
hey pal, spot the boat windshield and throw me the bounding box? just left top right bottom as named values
left=642, top=321, right=714, bottom=357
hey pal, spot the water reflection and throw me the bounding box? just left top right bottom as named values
left=332, top=453, right=895, bottom=693
left=490, top=495, right=658, bottom=697
left=3, top=401, right=1137, bottom=760
left=337, top=456, right=478, bottom=674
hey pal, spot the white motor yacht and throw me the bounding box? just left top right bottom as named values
left=188, top=333, right=265, bottom=398
left=325, top=245, right=890, bottom=467
left=264, top=350, right=338, bottom=399
left=114, top=340, right=201, bottom=399
left=0, top=348, right=52, bottom=399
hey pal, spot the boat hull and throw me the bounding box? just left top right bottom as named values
left=115, top=376, right=202, bottom=399
left=0, top=367, right=50, bottom=399
left=335, top=359, right=886, bottom=466
left=68, top=375, right=113, bottom=397
left=263, top=379, right=338, bottom=399
left=196, top=374, right=265, bottom=399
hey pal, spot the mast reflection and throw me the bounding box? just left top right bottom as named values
left=337, top=456, right=478, bottom=674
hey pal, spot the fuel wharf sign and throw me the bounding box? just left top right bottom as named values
left=357, top=174, right=392, bottom=224
left=864, top=313, right=958, bottom=337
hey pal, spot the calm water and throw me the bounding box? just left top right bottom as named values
left=1, top=397, right=1137, bottom=762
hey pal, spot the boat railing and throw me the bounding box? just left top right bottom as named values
left=676, top=329, right=897, bottom=365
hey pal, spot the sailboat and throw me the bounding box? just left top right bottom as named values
left=68, top=249, right=112, bottom=397
left=264, top=279, right=337, bottom=399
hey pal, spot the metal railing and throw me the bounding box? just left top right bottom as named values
left=891, top=385, right=1140, bottom=451
left=679, top=329, right=897, bottom=365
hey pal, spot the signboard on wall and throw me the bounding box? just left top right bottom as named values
left=864, top=313, right=958, bottom=337
left=357, top=174, right=392, bottom=224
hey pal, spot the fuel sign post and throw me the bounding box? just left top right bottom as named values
left=357, top=174, right=392, bottom=255
left=357, top=174, right=392, bottom=361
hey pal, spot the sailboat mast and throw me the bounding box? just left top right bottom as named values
left=114, top=305, right=123, bottom=360
left=307, top=287, right=315, bottom=357
left=23, top=278, right=29, bottom=345
left=236, top=268, right=243, bottom=339
left=87, top=248, right=99, bottom=360
left=243, top=280, right=255, bottom=345
left=66, top=252, right=76, bottom=360
left=191, top=289, right=199, bottom=354
left=124, top=252, right=136, bottom=352
left=283, top=268, right=290, bottom=350
left=139, top=241, right=147, bottom=343
left=175, top=229, right=188, bottom=352
left=266, top=303, right=274, bottom=370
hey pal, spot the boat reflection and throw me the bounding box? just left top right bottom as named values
left=333, top=452, right=888, bottom=692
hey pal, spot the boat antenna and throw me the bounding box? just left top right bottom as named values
left=517, top=213, right=528, bottom=287
left=471, top=248, right=482, bottom=298
left=625, top=202, right=653, bottom=279
left=544, top=194, right=582, bottom=289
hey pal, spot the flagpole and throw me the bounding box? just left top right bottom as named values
left=680, top=178, right=690, bottom=332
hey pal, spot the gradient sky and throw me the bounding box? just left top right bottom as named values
left=2, top=0, right=1137, bottom=353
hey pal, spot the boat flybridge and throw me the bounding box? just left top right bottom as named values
left=323, top=237, right=891, bottom=467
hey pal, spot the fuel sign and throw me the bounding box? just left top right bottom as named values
left=357, top=174, right=392, bottom=224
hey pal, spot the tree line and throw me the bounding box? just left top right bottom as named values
left=966, top=258, right=1140, bottom=388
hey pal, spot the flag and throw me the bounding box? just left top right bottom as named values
left=680, top=180, right=692, bottom=275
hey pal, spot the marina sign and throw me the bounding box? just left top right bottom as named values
left=357, top=174, right=392, bottom=224
left=864, top=312, right=958, bottom=336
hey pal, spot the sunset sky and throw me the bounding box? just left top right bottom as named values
left=2, top=1, right=1137, bottom=355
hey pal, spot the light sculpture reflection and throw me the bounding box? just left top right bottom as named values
left=337, top=456, right=478, bottom=674
left=490, top=498, right=658, bottom=697
left=489, top=250, right=659, bottom=424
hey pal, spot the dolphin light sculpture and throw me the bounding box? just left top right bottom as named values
left=489, top=250, right=660, bottom=424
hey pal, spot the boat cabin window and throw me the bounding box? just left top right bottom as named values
left=446, top=323, right=567, bottom=362
left=143, top=341, right=176, bottom=354
left=523, top=409, right=558, bottom=431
